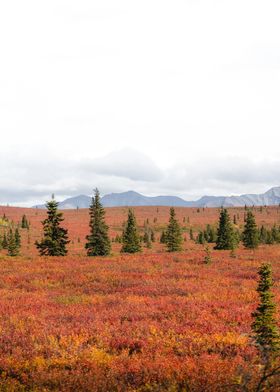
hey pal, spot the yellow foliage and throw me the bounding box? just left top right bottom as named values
left=85, top=347, right=112, bottom=366
left=212, top=332, right=248, bottom=346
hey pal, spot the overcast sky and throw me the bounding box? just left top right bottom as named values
left=0, top=1, right=280, bottom=206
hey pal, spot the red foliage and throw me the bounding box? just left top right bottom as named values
left=0, top=205, right=279, bottom=389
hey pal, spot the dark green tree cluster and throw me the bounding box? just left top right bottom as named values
left=1, top=232, right=8, bottom=249
left=121, top=209, right=142, bottom=253
left=197, top=224, right=217, bottom=244
left=85, top=189, right=111, bottom=256
left=259, top=225, right=280, bottom=245
left=165, top=208, right=183, bottom=252
left=35, top=196, right=69, bottom=256
left=7, top=228, right=21, bottom=256
left=0, top=228, right=21, bottom=256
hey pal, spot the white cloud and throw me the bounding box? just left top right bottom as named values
left=0, top=1, right=280, bottom=204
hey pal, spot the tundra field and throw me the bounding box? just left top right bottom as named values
left=0, top=205, right=280, bottom=391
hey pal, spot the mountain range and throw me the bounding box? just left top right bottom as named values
left=34, top=186, right=280, bottom=209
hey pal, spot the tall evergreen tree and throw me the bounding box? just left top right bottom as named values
left=252, top=264, right=280, bottom=356
left=121, top=209, right=141, bottom=253
left=21, top=214, right=29, bottom=229
left=35, top=195, right=69, bottom=256
left=85, top=188, right=111, bottom=256
left=2, top=232, right=8, bottom=249
left=7, top=229, right=19, bottom=256
left=214, top=208, right=235, bottom=250
left=160, top=230, right=167, bottom=244
left=259, top=225, right=268, bottom=244
left=189, top=227, right=194, bottom=241
left=252, top=264, right=280, bottom=369
left=166, top=208, right=183, bottom=252
left=197, top=231, right=206, bottom=245
left=15, top=227, right=21, bottom=248
left=243, top=210, right=259, bottom=249
left=143, top=224, right=152, bottom=249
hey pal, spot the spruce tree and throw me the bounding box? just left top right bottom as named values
left=214, top=208, right=235, bottom=250
left=143, top=230, right=152, bottom=248
left=243, top=210, right=259, bottom=249
left=259, top=225, right=268, bottom=244
left=189, top=227, right=194, bottom=241
left=85, top=188, right=111, bottom=256
left=15, top=227, right=21, bottom=248
left=197, top=231, right=206, bottom=245
left=166, top=208, right=183, bottom=252
left=252, top=264, right=280, bottom=364
left=143, top=225, right=152, bottom=249
left=2, top=232, right=8, bottom=249
left=21, top=214, right=29, bottom=229
left=7, top=229, right=19, bottom=256
left=121, top=209, right=141, bottom=253
left=35, top=195, right=69, bottom=256
left=160, top=230, right=167, bottom=244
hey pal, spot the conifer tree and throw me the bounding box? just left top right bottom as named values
left=7, top=229, right=19, bottom=256
left=197, top=231, right=206, bottom=245
left=160, top=230, right=167, bottom=244
left=21, top=214, right=29, bottom=229
left=143, top=224, right=153, bottom=248
left=189, top=227, right=194, bottom=241
left=214, top=208, right=236, bottom=250
left=35, top=195, right=69, bottom=256
left=143, top=230, right=152, bottom=249
left=15, top=227, right=21, bottom=248
left=243, top=210, right=259, bottom=249
left=252, top=264, right=280, bottom=366
left=85, top=188, right=111, bottom=256
left=121, top=209, right=141, bottom=253
left=166, top=208, right=183, bottom=252
left=2, top=232, right=8, bottom=249
left=271, top=225, right=280, bottom=244
left=259, top=225, right=268, bottom=244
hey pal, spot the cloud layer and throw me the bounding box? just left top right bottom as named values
left=1, top=148, right=280, bottom=206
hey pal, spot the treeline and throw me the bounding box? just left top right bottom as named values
left=196, top=220, right=280, bottom=246
left=194, top=209, right=280, bottom=250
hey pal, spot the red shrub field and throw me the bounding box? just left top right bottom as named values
left=0, top=205, right=280, bottom=390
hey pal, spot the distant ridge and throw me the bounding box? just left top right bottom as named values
left=33, top=187, right=280, bottom=209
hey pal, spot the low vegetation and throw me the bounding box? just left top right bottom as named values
left=0, top=201, right=279, bottom=389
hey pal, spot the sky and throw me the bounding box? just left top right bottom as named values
left=0, top=0, right=280, bottom=206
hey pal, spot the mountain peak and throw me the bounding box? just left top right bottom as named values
left=33, top=186, right=280, bottom=209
